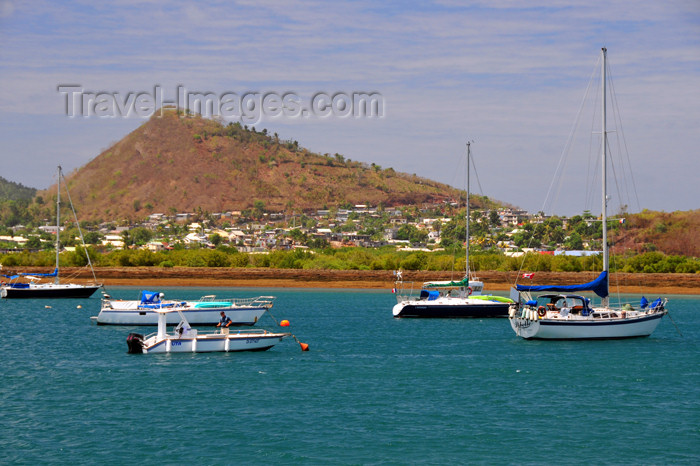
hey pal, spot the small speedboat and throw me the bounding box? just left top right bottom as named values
left=95, top=290, right=275, bottom=326
left=126, top=308, right=291, bottom=354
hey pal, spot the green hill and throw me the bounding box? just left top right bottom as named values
left=0, top=176, right=36, bottom=202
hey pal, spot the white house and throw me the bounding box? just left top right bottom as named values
left=102, top=235, right=124, bottom=249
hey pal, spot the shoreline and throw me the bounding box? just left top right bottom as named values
left=9, top=267, right=699, bottom=295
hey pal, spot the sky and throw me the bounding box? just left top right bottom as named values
left=0, top=0, right=698, bottom=217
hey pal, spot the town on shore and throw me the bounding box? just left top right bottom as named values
left=1, top=202, right=698, bottom=277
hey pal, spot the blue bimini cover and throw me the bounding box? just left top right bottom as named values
left=420, top=290, right=440, bottom=301
left=140, top=290, right=162, bottom=304
left=19, top=268, right=58, bottom=278
left=515, top=271, right=609, bottom=299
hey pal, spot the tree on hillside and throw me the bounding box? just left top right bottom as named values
left=396, top=224, right=417, bottom=241
left=84, top=231, right=102, bottom=245
left=24, top=236, right=41, bottom=249
left=252, top=200, right=266, bottom=220
left=409, top=228, right=428, bottom=245
left=209, top=233, right=223, bottom=246
left=565, top=232, right=583, bottom=250
left=440, top=215, right=466, bottom=248
left=489, top=210, right=500, bottom=228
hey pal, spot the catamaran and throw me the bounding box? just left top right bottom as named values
left=0, top=166, right=100, bottom=299
left=393, top=142, right=513, bottom=318
left=508, top=48, right=667, bottom=339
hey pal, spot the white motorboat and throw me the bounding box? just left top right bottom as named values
left=126, top=308, right=291, bottom=354
left=393, top=142, right=513, bottom=318
left=508, top=48, right=667, bottom=340
left=94, top=290, right=275, bottom=326
left=0, top=166, right=100, bottom=299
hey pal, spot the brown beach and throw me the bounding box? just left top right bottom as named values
left=14, top=267, right=699, bottom=295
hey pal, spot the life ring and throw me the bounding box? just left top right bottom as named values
left=467, top=287, right=472, bottom=296
left=537, top=306, right=546, bottom=318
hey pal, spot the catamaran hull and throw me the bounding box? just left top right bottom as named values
left=1, top=284, right=100, bottom=299
left=509, top=312, right=665, bottom=340
left=96, top=305, right=268, bottom=326
left=393, top=301, right=510, bottom=318
left=135, top=334, right=288, bottom=354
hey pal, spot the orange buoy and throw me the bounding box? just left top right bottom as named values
left=299, top=342, right=309, bottom=351
left=280, top=320, right=290, bottom=327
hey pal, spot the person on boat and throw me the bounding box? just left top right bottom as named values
left=176, top=320, right=192, bottom=337
left=217, top=311, right=232, bottom=330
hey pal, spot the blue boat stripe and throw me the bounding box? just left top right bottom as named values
left=539, top=313, right=664, bottom=327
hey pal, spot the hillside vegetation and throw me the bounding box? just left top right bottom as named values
left=37, top=109, right=479, bottom=221
left=1, top=244, right=697, bottom=275
left=612, top=209, right=699, bottom=257
left=0, top=177, right=36, bottom=202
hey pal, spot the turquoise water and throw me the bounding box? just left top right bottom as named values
left=1, top=287, right=698, bottom=464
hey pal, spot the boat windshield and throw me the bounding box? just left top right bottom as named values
left=535, top=294, right=590, bottom=312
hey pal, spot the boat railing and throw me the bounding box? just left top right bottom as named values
left=515, top=303, right=666, bottom=320
left=196, top=295, right=276, bottom=307
left=394, top=281, right=419, bottom=302
left=134, top=300, right=188, bottom=310
left=143, top=327, right=281, bottom=340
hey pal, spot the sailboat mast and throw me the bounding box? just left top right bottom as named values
left=465, top=141, right=470, bottom=279
left=55, top=166, right=61, bottom=284
left=601, top=47, right=609, bottom=306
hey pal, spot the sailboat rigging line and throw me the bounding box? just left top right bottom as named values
left=59, top=167, right=98, bottom=283
left=468, top=149, right=484, bottom=196
left=584, top=74, right=601, bottom=213
left=609, top=237, right=623, bottom=307
left=607, top=64, right=641, bottom=212
left=516, top=55, right=602, bottom=286
left=464, top=142, right=488, bottom=279
left=542, top=55, right=600, bottom=216
left=608, top=138, right=627, bottom=217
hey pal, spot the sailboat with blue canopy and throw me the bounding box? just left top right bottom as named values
left=508, top=48, right=667, bottom=340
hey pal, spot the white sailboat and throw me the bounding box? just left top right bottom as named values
left=0, top=166, right=101, bottom=299
left=508, top=48, right=667, bottom=339
left=393, top=142, right=513, bottom=318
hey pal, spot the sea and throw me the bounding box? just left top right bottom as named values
left=1, top=287, right=698, bottom=465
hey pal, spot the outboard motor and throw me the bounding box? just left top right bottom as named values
left=126, top=333, right=145, bottom=354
